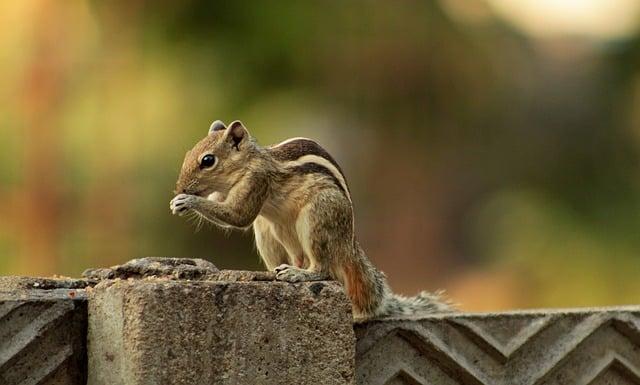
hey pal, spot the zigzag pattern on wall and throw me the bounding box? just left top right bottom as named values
left=355, top=309, right=640, bottom=385
left=0, top=298, right=86, bottom=385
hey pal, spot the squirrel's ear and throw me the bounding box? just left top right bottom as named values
left=209, top=120, right=226, bottom=134
left=224, top=120, right=250, bottom=150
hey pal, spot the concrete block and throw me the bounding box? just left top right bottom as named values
left=0, top=277, right=87, bottom=385
left=355, top=306, right=640, bottom=385
left=88, top=277, right=355, bottom=385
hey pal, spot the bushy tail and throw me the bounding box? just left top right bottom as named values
left=375, top=290, right=455, bottom=319
left=346, top=242, right=455, bottom=321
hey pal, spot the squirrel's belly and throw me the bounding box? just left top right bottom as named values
left=256, top=215, right=307, bottom=268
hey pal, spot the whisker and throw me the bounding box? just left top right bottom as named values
left=186, top=211, right=201, bottom=228
left=195, top=213, right=205, bottom=232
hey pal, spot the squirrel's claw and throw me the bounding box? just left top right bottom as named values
left=170, top=194, right=195, bottom=216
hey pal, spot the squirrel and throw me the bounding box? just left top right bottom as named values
left=169, top=120, right=452, bottom=320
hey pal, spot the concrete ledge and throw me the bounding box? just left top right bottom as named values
left=88, top=278, right=355, bottom=385
left=0, top=277, right=87, bottom=385
left=355, top=306, right=640, bottom=385
left=1, top=264, right=639, bottom=385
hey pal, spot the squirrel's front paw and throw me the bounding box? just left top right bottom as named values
left=170, top=194, right=198, bottom=216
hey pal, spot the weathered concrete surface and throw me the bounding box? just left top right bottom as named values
left=0, top=275, right=92, bottom=291
left=83, top=256, right=219, bottom=281
left=0, top=277, right=87, bottom=385
left=88, top=276, right=355, bottom=385
left=355, top=306, right=640, bottom=385
left=82, top=256, right=286, bottom=283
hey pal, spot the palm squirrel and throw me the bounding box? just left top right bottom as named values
left=169, top=120, right=452, bottom=320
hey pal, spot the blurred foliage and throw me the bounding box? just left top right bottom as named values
left=1, top=0, right=639, bottom=310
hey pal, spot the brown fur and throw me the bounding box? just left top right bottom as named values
left=342, top=262, right=370, bottom=315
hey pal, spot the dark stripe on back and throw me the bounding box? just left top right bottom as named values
left=270, top=139, right=345, bottom=175
left=289, top=163, right=347, bottom=196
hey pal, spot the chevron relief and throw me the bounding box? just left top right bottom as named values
left=450, top=314, right=553, bottom=361
left=588, top=365, right=640, bottom=385
left=0, top=298, right=87, bottom=385
left=537, top=318, right=640, bottom=385
left=384, top=369, right=425, bottom=385
left=583, top=355, right=640, bottom=385
left=355, top=308, right=640, bottom=385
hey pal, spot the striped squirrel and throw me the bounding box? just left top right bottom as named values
left=169, top=120, right=452, bottom=320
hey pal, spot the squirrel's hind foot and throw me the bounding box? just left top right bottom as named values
left=274, top=264, right=329, bottom=283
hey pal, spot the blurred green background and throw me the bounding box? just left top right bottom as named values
left=1, top=0, right=640, bottom=311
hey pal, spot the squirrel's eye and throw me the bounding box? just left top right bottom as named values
left=200, top=154, right=217, bottom=169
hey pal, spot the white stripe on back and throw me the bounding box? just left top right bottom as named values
left=271, top=137, right=315, bottom=148
left=285, top=154, right=352, bottom=203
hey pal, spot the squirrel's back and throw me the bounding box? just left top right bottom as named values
left=261, top=136, right=452, bottom=319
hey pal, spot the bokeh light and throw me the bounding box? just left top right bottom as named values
left=1, top=0, right=639, bottom=311
left=487, top=0, right=640, bottom=39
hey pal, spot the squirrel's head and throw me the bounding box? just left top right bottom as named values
left=175, top=120, right=256, bottom=196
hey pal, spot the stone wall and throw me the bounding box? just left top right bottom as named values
left=355, top=308, right=640, bottom=384
left=0, top=277, right=88, bottom=385
left=0, top=260, right=638, bottom=385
